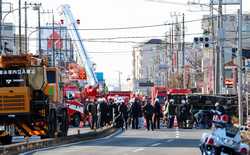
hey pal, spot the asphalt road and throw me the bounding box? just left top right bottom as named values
left=26, top=127, right=210, bottom=155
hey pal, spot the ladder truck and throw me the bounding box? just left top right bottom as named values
left=59, top=4, right=98, bottom=87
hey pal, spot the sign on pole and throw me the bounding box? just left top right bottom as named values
left=210, top=0, right=240, bottom=5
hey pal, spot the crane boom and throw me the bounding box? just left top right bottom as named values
left=60, top=4, right=98, bottom=86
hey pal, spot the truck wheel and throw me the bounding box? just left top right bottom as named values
left=60, top=109, right=68, bottom=137
left=72, top=114, right=81, bottom=127
left=0, top=135, right=12, bottom=145
left=48, top=109, right=57, bottom=138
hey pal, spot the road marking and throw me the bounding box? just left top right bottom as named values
left=166, top=139, right=174, bottom=143
left=133, top=148, right=144, bottom=152
left=151, top=143, right=161, bottom=147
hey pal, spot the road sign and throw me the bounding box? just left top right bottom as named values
left=138, top=81, right=154, bottom=87
left=210, top=0, right=240, bottom=5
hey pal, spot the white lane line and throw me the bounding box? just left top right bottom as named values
left=151, top=143, right=161, bottom=147
left=166, top=139, right=174, bottom=143
left=133, top=148, right=144, bottom=152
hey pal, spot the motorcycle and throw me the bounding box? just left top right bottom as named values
left=200, top=110, right=249, bottom=155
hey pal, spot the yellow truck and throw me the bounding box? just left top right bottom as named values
left=0, top=54, right=68, bottom=144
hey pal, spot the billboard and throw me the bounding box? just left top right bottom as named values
left=95, top=72, right=104, bottom=82
left=39, top=25, right=71, bottom=63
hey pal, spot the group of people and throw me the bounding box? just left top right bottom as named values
left=84, top=95, right=228, bottom=131
left=83, top=97, right=163, bottom=131
left=163, top=97, right=193, bottom=129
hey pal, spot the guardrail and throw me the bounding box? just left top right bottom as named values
left=0, top=127, right=117, bottom=155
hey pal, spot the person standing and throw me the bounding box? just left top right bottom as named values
left=143, top=100, right=154, bottom=131
left=153, top=99, right=162, bottom=129
left=166, top=99, right=176, bottom=128
left=118, top=99, right=129, bottom=130
left=131, top=98, right=141, bottom=129
left=87, top=99, right=98, bottom=130
left=97, top=98, right=108, bottom=128
left=107, top=98, right=114, bottom=125
left=179, top=99, right=187, bottom=128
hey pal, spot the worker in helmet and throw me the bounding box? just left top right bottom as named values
left=166, top=99, right=176, bottom=128
left=215, top=102, right=225, bottom=115
left=179, top=99, right=188, bottom=128
left=153, top=98, right=162, bottom=129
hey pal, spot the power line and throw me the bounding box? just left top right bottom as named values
left=1, top=16, right=217, bottom=31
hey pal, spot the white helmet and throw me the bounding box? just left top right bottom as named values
left=181, top=99, right=186, bottom=104
left=155, top=98, right=159, bottom=102
left=169, top=99, right=174, bottom=103
left=215, top=102, right=220, bottom=107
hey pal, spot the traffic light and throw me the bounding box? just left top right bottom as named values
left=193, top=36, right=210, bottom=48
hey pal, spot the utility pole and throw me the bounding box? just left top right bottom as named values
left=0, top=0, right=2, bottom=52
left=19, top=0, right=22, bottom=54
left=52, top=11, right=55, bottom=67
left=38, top=5, right=41, bottom=57
left=171, top=23, right=174, bottom=74
left=210, top=0, right=217, bottom=95
left=24, top=1, right=27, bottom=52
left=182, top=13, right=185, bottom=88
left=237, top=0, right=243, bottom=125
left=217, top=0, right=224, bottom=94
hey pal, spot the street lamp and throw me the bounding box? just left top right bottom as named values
left=27, top=29, right=39, bottom=51
left=0, top=2, right=41, bottom=54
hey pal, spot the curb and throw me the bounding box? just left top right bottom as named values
left=0, top=127, right=118, bottom=155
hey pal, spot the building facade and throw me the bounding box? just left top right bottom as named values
left=132, top=39, right=167, bottom=95
left=201, top=14, right=250, bottom=94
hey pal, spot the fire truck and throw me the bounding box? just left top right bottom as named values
left=151, top=86, right=168, bottom=105
left=0, top=54, right=68, bottom=144
left=107, top=91, right=133, bottom=104
left=63, top=85, right=84, bottom=127
left=166, top=88, right=192, bottom=103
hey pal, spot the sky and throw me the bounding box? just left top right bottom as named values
left=7, top=0, right=250, bottom=89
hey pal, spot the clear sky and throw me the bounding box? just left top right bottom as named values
left=8, top=0, right=250, bottom=89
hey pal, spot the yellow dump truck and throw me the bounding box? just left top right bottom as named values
left=0, top=54, right=68, bottom=144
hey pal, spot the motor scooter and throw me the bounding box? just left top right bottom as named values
left=200, top=111, right=249, bottom=155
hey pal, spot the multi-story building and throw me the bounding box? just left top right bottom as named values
left=132, top=39, right=167, bottom=95
left=0, top=23, right=16, bottom=54
left=201, top=14, right=250, bottom=94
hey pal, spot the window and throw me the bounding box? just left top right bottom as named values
left=47, top=71, right=56, bottom=83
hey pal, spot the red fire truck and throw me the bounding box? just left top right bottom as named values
left=63, top=85, right=84, bottom=127
left=151, top=86, right=168, bottom=105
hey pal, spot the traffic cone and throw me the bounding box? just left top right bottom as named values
left=174, top=116, right=178, bottom=128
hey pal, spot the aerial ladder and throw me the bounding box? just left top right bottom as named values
left=59, top=4, right=98, bottom=86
